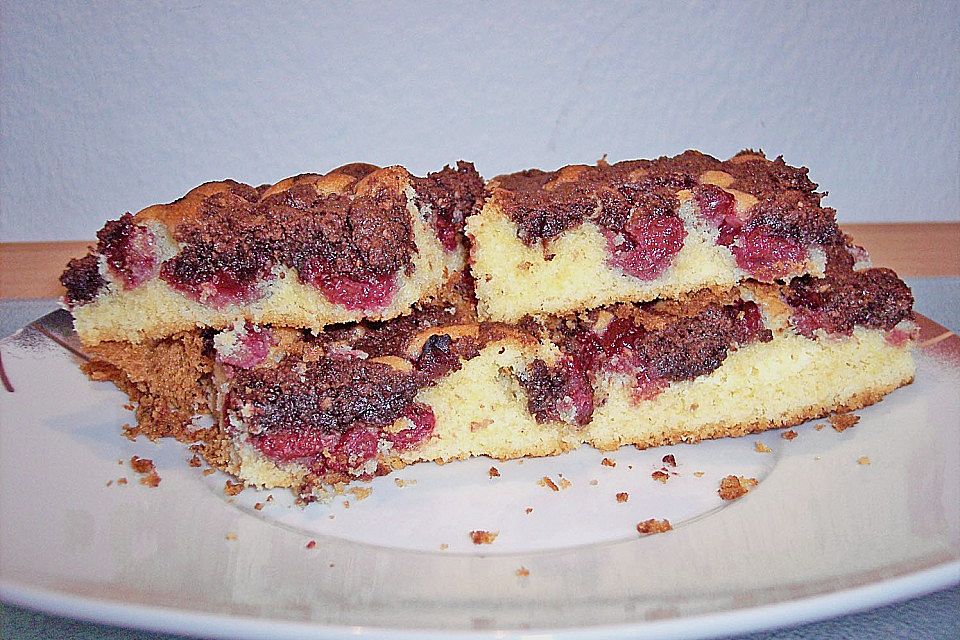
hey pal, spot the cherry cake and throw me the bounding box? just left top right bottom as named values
left=65, top=151, right=917, bottom=497
left=61, top=161, right=484, bottom=346
left=83, top=250, right=915, bottom=498
left=468, top=150, right=851, bottom=322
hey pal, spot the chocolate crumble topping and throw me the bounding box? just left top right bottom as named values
left=519, top=296, right=773, bottom=426
left=785, top=247, right=914, bottom=336
left=413, top=161, right=485, bottom=251
left=61, top=253, right=106, bottom=305
left=493, top=150, right=841, bottom=251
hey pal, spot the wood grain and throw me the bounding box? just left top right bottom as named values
left=1, top=223, right=957, bottom=299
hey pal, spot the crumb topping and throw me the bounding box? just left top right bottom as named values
left=492, top=151, right=840, bottom=267
left=412, top=161, right=485, bottom=251
left=786, top=256, right=914, bottom=337
left=60, top=253, right=106, bottom=305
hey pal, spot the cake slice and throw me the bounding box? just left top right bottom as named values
left=202, top=250, right=914, bottom=496
left=60, top=161, right=483, bottom=346
left=467, top=150, right=850, bottom=322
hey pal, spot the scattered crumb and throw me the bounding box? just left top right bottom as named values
left=558, top=477, right=572, bottom=490
left=254, top=502, right=264, bottom=511
left=754, top=441, right=772, bottom=454
left=693, top=471, right=705, bottom=478
left=601, top=457, right=616, bottom=468
left=470, top=418, right=494, bottom=432
left=139, top=472, right=161, bottom=488
left=488, top=466, right=500, bottom=478
left=589, top=479, right=599, bottom=486
left=661, top=454, right=677, bottom=467
left=188, top=455, right=202, bottom=467
left=524, top=507, right=533, bottom=514
left=538, top=476, right=560, bottom=492
left=224, top=480, right=244, bottom=496
left=857, top=456, right=871, bottom=465
left=328, top=514, right=335, bottom=520
left=470, top=530, right=499, bottom=545
left=117, top=477, right=128, bottom=485
left=123, top=402, right=135, bottom=411
left=830, top=412, right=860, bottom=432
left=130, top=455, right=154, bottom=474
left=651, top=470, right=669, bottom=484
left=305, top=540, right=317, bottom=549
left=394, top=478, right=417, bottom=488
left=129, top=456, right=161, bottom=487
left=627, top=465, right=633, bottom=470
left=616, top=492, right=629, bottom=503
left=342, top=500, right=351, bottom=509
left=202, top=468, right=216, bottom=476
left=718, top=475, right=758, bottom=500
left=266, top=494, right=274, bottom=502
left=516, top=566, right=530, bottom=577
left=815, top=423, right=826, bottom=431
left=329, top=563, right=335, bottom=568
left=782, top=430, right=798, bottom=441
left=348, top=486, right=373, bottom=501
left=636, top=518, right=673, bottom=535
left=225, top=532, right=237, bottom=541
left=118, top=459, right=124, bottom=466
left=439, top=543, right=449, bottom=550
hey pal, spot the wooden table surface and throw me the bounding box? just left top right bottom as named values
left=1, top=223, right=958, bottom=299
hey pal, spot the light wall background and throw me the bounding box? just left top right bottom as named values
left=1, top=0, right=958, bottom=241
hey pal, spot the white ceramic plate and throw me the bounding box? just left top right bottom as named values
left=1, top=312, right=958, bottom=639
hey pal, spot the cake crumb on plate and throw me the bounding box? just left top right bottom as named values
left=470, top=530, right=499, bottom=545
left=636, top=519, right=672, bottom=535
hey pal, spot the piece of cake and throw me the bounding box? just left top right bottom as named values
left=173, top=248, right=913, bottom=497
left=467, top=150, right=851, bottom=322
left=60, top=161, right=483, bottom=346
left=64, top=152, right=917, bottom=499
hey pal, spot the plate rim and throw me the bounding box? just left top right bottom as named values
left=2, top=563, right=957, bottom=640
